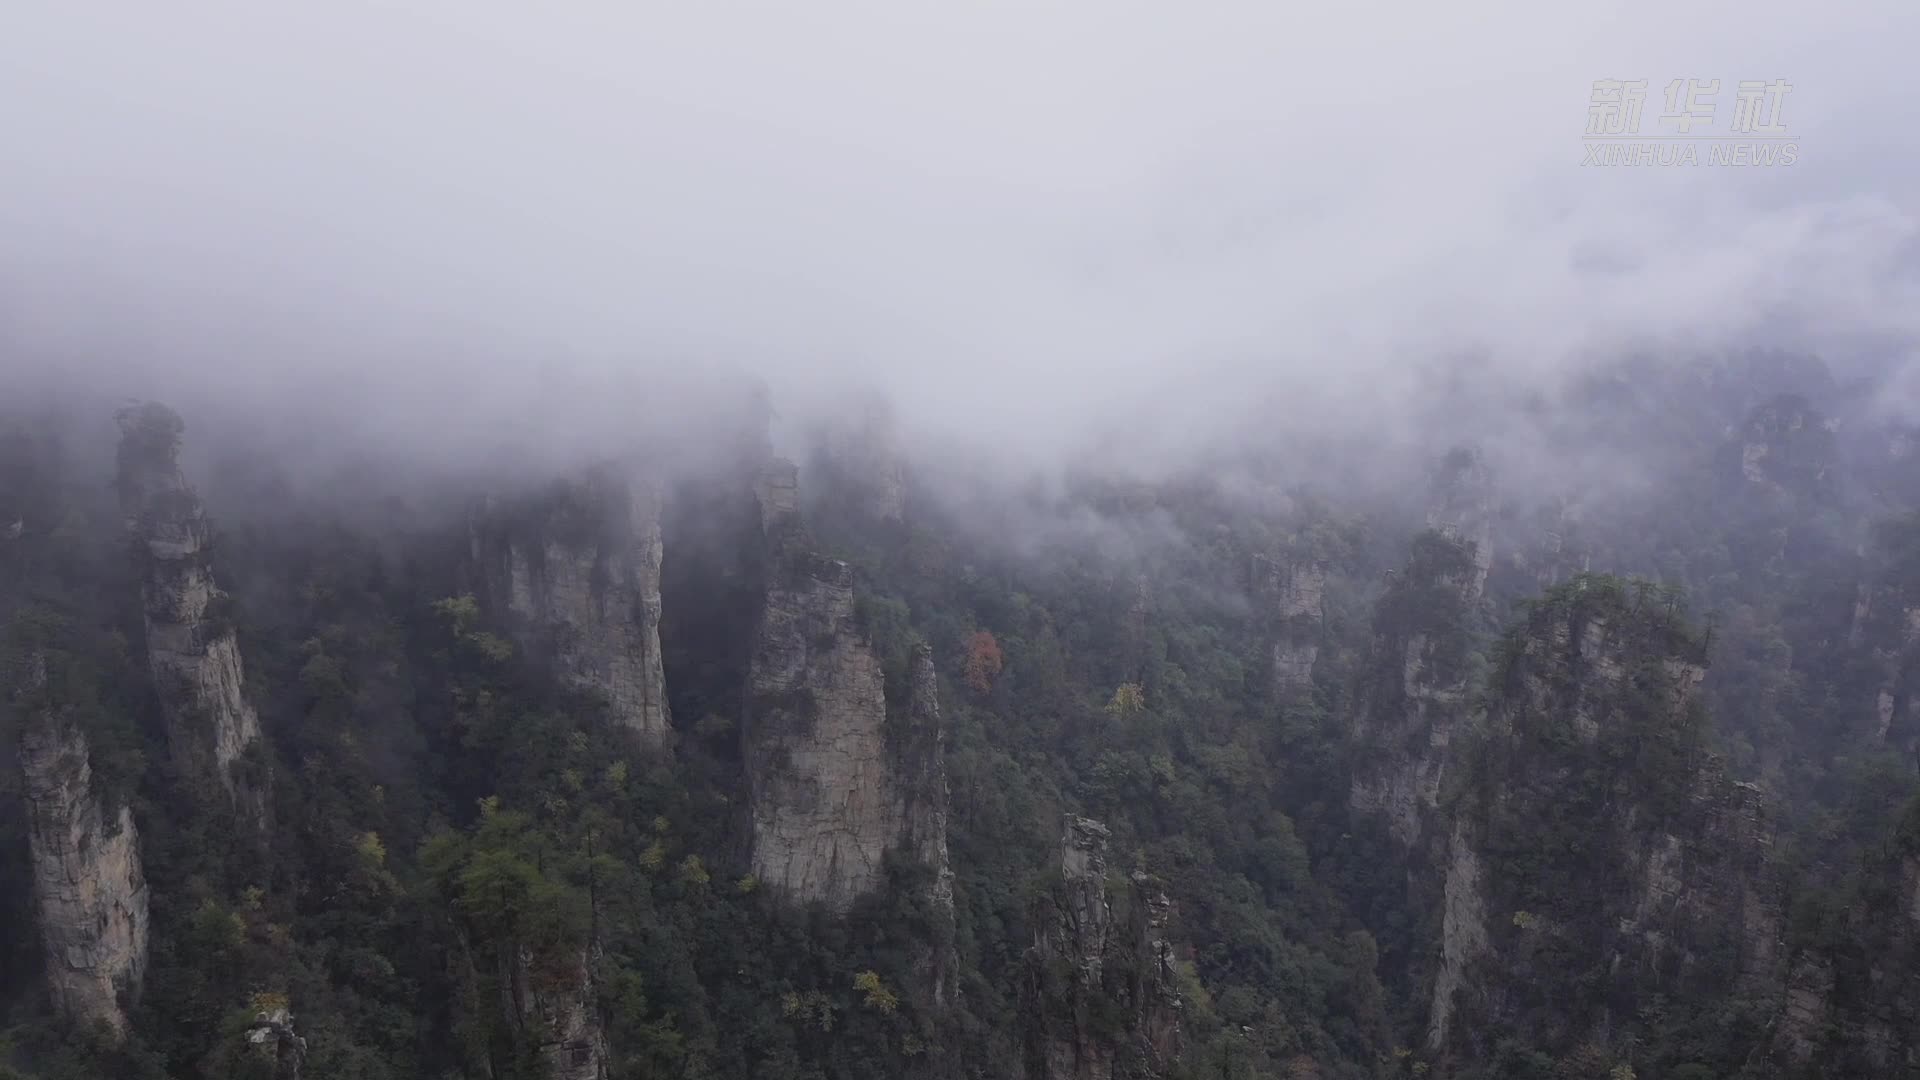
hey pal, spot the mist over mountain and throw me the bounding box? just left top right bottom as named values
left=8, top=1, right=1920, bottom=473
left=5, top=5, right=1920, bottom=1080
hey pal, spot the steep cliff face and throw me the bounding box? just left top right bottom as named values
left=1428, top=579, right=1781, bottom=1065
left=1849, top=519, right=1920, bottom=766
left=1254, top=553, right=1324, bottom=694
left=17, top=656, right=150, bottom=1035
left=508, top=946, right=608, bottom=1080
left=1766, top=805, right=1920, bottom=1074
left=471, top=466, right=670, bottom=744
left=745, top=546, right=898, bottom=909
left=1425, top=446, right=1494, bottom=601
left=1735, top=393, right=1836, bottom=497
left=1425, top=820, right=1486, bottom=1052
left=1032, top=818, right=1116, bottom=1080
left=1492, top=502, right=1591, bottom=596
left=743, top=458, right=953, bottom=916
left=1348, top=531, right=1481, bottom=848
left=245, top=1003, right=309, bottom=1079
left=1118, top=574, right=1154, bottom=684
left=903, top=643, right=958, bottom=1006
left=1771, top=952, right=1835, bottom=1066
left=1024, top=817, right=1182, bottom=1080
left=754, top=457, right=802, bottom=536
left=115, top=402, right=266, bottom=808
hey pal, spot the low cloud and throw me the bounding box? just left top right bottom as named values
left=3, top=0, right=1918, bottom=491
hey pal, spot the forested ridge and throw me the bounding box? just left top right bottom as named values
left=2, top=350, right=1919, bottom=1080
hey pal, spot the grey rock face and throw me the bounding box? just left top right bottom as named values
left=1496, top=502, right=1591, bottom=593
left=904, top=643, right=959, bottom=1007
left=1347, top=532, right=1481, bottom=847
left=1055, top=817, right=1113, bottom=979
left=115, top=402, right=266, bottom=810
left=904, top=646, right=954, bottom=901
left=509, top=946, right=608, bottom=1080
left=1130, top=872, right=1183, bottom=1071
left=1762, top=822, right=1920, bottom=1072
left=1426, top=446, right=1495, bottom=601
left=1736, top=393, right=1835, bottom=496
left=743, top=458, right=952, bottom=916
left=754, top=458, right=801, bottom=536
left=1426, top=820, right=1487, bottom=1050
left=1032, top=818, right=1116, bottom=1080
left=1254, top=554, right=1325, bottom=694
left=472, top=466, right=670, bottom=744
left=1025, top=817, right=1183, bottom=1080
left=1773, top=953, right=1832, bottom=1064
left=245, top=1005, right=309, bottom=1079
left=745, top=547, right=901, bottom=909
left=1431, top=589, right=1781, bottom=1064
left=19, top=658, right=150, bottom=1036
left=1852, top=573, right=1920, bottom=766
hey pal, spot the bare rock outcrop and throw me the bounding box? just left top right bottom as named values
left=1347, top=531, right=1482, bottom=848
left=1848, top=545, right=1920, bottom=766
left=1024, top=817, right=1183, bottom=1080
left=743, top=457, right=953, bottom=917
left=903, top=642, right=959, bottom=1007
left=1254, top=553, right=1325, bottom=694
left=1425, top=820, right=1487, bottom=1050
left=1425, top=446, right=1494, bottom=601
left=1762, top=811, right=1920, bottom=1073
left=245, top=1002, right=310, bottom=1079
left=754, top=457, right=801, bottom=537
left=17, top=656, right=150, bottom=1035
left=1493, top=500, right=1591, bottom=594
left=745, top=547, right=897, bottom=908
left=1772, top=953, right=1834, bottom=1064
left=115, top=402, right=266, bottom=810
left=508, top=947, right=608, bottom=1080
left=1428, top=579, right=1781, bottom=1065
left=471, top=465, right=670, bottom=744
left=1735, top=393, right=1836, bottom=496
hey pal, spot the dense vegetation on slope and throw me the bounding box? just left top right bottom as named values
left=1, top=349, right=1919, bottom=1080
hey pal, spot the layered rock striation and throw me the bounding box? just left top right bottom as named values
left=17, top=655, right=150, bottom=1035
left=245, top=1003, right=310, bottom=1079
left=1763, top=803, right=1920, bottom=1073
left=470, top=465, right=670, bottom=744
left=1426, top=578, right=1781, bottom=1062
left=1254, top=553, right=1325, bottom=695
left=509, top=946, right=608, bottom=1080
left=1024, top=817, right=1182, bottom=1080
left=743, top=457, right=953, bottom=919
left=1347, top=531, right=1482, bottom=848
left=1425, top=446, right=1495, bottom=601
left=116, top=402, right=266, bottom=811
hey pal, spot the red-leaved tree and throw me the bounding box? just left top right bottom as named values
left=963, top=630, right=1003, bottom=694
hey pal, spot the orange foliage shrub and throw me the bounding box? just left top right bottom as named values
left=963, top=630, right=1003, bottom=694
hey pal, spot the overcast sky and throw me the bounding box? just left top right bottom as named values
left=3, top=1, right=1919, bottom=473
